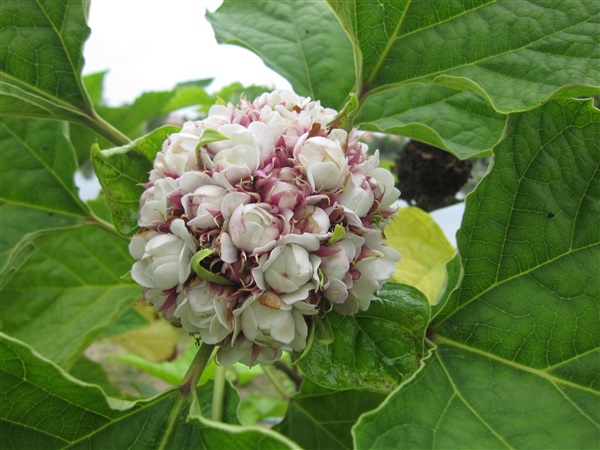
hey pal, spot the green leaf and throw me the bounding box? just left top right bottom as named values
left=329, top=0, right=600, bottom=113
left=355, top=85, right=506, bottom=159
left=0, top=0, right=94, bottom=122
left=299, top=283, right=430, bottom=392
left=206, top=0, right=355, bottom=109
left=354, top=99, right=599, bottom=448
left=276, top=379, right=387, bottom=450
left=197, top=127, right=230, bottom=148
left=0, top=226, right=140, bottom=368
left=68, top=355, right=122, bottom=397
left=0, top=333, right=256, bottom=449
left=92, top=125, right=180, bottom=236
left=98, top=305, right=149, bottom=338
left=191, top=249, right=235, bottom=285
left=238, top=395, right=288, bottom=427
left=83, top=71, right=108, bottom=107
left=0, top=117, right=88, bottom=216
left=0, top=203, right=81, bottom=288
left=188, top=414, right=301, bottom=450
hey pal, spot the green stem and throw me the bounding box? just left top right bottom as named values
left=262, top=365, right=290, bottom=399
left=211, top=364, right=226, bottom=422
left=82, top=110, right=131, bottom=147
left=86, top=213, right=118, bottom=236
left=180, top=343, right=216, bottom=397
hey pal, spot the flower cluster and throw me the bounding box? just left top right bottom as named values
left=129, top=91, right=400, bottom=366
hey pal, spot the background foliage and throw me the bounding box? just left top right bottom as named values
left=1, top=0, right=598, bottom=448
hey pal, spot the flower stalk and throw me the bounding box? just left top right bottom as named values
left=180, top=343, right=216, bottom=397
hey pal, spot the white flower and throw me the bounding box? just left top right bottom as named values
left=318, top=233, right=364, bottom=304
left=335, top=230, right=400, bottom=315
left=138, top=177, right=178, bottom=227
left=174, top=279, right=233, bottom=344
left=217, top=336, right=281, bottom=367
left=295, top=134, right=348, bottom=192
left=252, top=243, right=320, bottom=305
left=372, top=167, right=400, bottom=210
left=227, top=203, right=282, bottom=254
left=182, top=184, right=227, bottom=232
left=208, top=123, right=274, bottom=183
left=292, top=204, right=330, bottom=237
left=337, top=172, right=375, bottom=217
left=129, top=219, right=196, bottom=290
left=152, top=132, right=199, bottom=179
left=235, top=292, right=309, bottom=352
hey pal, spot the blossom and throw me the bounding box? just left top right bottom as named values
left=138, top=177, right=178, bottom=227
left=227, top=203, right=283, bottom=254
left=295, top=134, right=348, bottom=192
left=173, top=279, right=234, bottom=344
left=129, top=219, right=196, bottom=290
left=130, top=90, right=401, bottom=367
left=252, top=242, right=321, bottom=305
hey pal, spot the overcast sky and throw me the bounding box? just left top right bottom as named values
left=83, top=0, right=291, bottom=106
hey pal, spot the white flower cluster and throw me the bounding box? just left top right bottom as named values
left=129, top=91, right=400, bottom=366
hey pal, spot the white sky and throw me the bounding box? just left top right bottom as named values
left=83, top=0, right=291, bottom=106
left=80, top=0, right=462, bottom=245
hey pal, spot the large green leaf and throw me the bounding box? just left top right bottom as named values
left=206, top=0, right=355, bottom=109
left=355, top=85, right=506, bottom=158
left=0, top=117, right=88, bottom=216
left=353, top=99, right=599, bottom=448
left=0, top=226, right=140, bottom=368
left=92, top=125, right=179, bottom=236
left=299, top=283, right=430, bottom=392
left=276, top=379, right=387, bottom=450
left=329, top=0, right=600, bottom=113
left=0, top=0, right=94, bottom=122
left=0, top=333, right=299, bottom=449
left=0, top=203, right=81, bottom=288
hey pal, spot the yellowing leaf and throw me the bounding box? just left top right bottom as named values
left=386, top=207, right=455, bottom=304
left=111, top=305, right=179, bottom=363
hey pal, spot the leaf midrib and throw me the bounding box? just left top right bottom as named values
left=34, top=0, right=91, bottom=111
left=434, top=336, right=600, bottom=395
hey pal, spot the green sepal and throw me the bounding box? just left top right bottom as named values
left=197, top=128, right=230, bottom=148
left=191, top=249, right=234, bottom=286
left=329, top=224, right=346, bottom=244
left=329, top=93, right=359, bottom=131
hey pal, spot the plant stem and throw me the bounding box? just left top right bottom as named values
left=179, top=343, right=216, bottom=397
left=262, top=365, right=290, bottom=399
left=211, top=364, right=226, bottom=422
left=82, top=110, right=131, bottom=147
left=86, top=213, right=118, bottom=236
